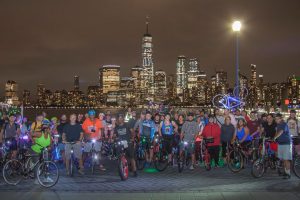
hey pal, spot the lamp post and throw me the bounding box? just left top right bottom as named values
left=232, top=21, right=242, bottom=100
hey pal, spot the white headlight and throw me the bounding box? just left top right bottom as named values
left=92, top=139, right=96, bottom=143
left=184, top=141, right=188, bottom=146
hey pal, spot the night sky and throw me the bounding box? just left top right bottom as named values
left=1, top=0, right=300, bottom=95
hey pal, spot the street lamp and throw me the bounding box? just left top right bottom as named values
left=232, top=20, right=241, bottom=101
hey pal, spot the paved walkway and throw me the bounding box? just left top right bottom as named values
left=1, top=162, right=300, bottom=199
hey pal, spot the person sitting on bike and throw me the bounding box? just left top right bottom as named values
left=158, top=113, right=178, bottom=164
left=29, top=120, right=52, bottom=184
left=194, top=115, right=205, bottom=164
left=0, top=114, right=20, bottom=159
left=235, top=118, right=252, bottom=149
left=181, top=112, right=200, bottom=170
left=138, top=111, right=155, bottom=168
left=114, top=114, right=137, bottom=177
left=62, top=114, right=84, bottom=175
left=82, top=110, right=106, bottom=171
left=202, top=115, right=221, bottom=168
left=274, top=113, right=292, bottom=179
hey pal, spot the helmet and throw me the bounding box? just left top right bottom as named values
left=88, top=110, right=96, bottom=116
left=42, top=119, right=51, bottom=127
left=51, top=117, right=58, bottom=122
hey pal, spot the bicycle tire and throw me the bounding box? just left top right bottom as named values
left=227, top=149, right=244, bottom=173
left=251, top=159, right=265, bottom=178
left=2, top=159, right=23, bottom=185
left=37, top=160, right=59, bottom=188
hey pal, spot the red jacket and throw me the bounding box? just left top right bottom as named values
left=202, top=123, right=221, bottom=147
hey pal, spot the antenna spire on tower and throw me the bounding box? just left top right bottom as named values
left=146, top=15, right=150, bottom=34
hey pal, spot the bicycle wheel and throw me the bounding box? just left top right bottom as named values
left=204, top=154, right=211, bottom=171
left=227, top=149, right=243, bottom=173
left=178, top=153, right=185, bottom=173
left=251, top=159, right=265, bottom=178
left=3, top=159, right=23, bottom=185
left=37, top=161, right=59, bottom=188
left=118, top=155, right=129, bottom=181
left=154, top=151, right=168, bottom=172
left=293, top=155, right=300, bottom=178
left=70, top=156, right=74, bottom=177
left=136, top=149, right=146, bottom=170
left=91, top=155, right=96, bottom=174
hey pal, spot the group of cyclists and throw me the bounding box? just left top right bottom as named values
left=0, top=107, right=300, bottom=186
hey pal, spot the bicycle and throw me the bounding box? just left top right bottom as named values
left=196, top=137, right=213, bottom=171
left=2, top=147, right=59, bottom=188
left=115, top=139, right=129, bottom=181
left=177, top=140, right=193, bottom=173
left=136, top=136, right=151, bottom=170
left=51, top=134, right=63, bottom=163
left=290, top=136, right=300, bottom=178
left=85, top=139, right=101, bottom=174
left=252, top=137, right=285, bottom=178
left=65, top=142, right=80, bottom=177
left=0, top=140, right=12, bottom=169
left=226, top=139, right=256, bottom=173
left=153, top=135, right=169, bottom=172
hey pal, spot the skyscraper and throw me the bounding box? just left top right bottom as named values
left=141, top=17, right=154, bottom=100
left=37, top=83, right=46, bottom=106
left=131, top=66, right=143, bottom=104
left=5, top=80, right=19, bottom=106
left=176, top=55, right=187, bottom=102
left=22, top=90, right=31, bottom=106
left=187, top=58, right=200, bottom=98
left=249, top=64, right=258, bottom=108
left=74, top=75, right=80, bottom=91
left=250, top=64, right=257, bottom=86
left=154, top=70, right=167, bottom=102
left=99, top=65, right=120, bottom=94
left=196, top=71, right=209, bottom=105
left=215, top=70, right=228, bottom=94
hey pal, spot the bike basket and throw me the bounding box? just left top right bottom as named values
left=269, top=142, right=278, bottom=152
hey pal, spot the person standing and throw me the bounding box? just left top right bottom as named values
left=114, top=114, right=137, bottom=177
left=62, top=114, right=84, bottom=175
left=158, top=113, right=178, bottom=164
left=274, top=113, right=292, bottom=179
left=202, top=115, right=221, bottom=168
left=181, top=112, right=199, bottom=170
left=220, top=116, right=235, bottom=162
left=0, top=114, right=20, bottom=159
left=82, top=110, right=106, bottom=171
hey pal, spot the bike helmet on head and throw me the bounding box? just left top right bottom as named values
left=88, top=110, right=96, bottom=116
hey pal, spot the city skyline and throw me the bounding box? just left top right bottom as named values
left=1, top=0, right=300, bottom=95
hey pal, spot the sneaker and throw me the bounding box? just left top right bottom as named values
left=99, top=165, right=106, bottom=171
left=78, top=169, right=85, bottom=175
left=283, top=174, right=291, bottom=179
left=34, top=179, right=39, bottom=185
left=133, top=171, right=138, bottom=177
left=44, top=177, right=54, bottom=183
left=144, top=162, right=150, bottom=168
left=189, top=165, right=194, bottom=170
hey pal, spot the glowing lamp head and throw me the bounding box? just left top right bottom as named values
left=232, top=21, right=242, bottom=32
left=92, top=139, right=96, bottom=143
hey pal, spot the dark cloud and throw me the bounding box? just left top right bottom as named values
left=0, top=0, right=300, bottom=95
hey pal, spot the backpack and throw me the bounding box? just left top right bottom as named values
left=3, top=122, right=18, bottom=139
